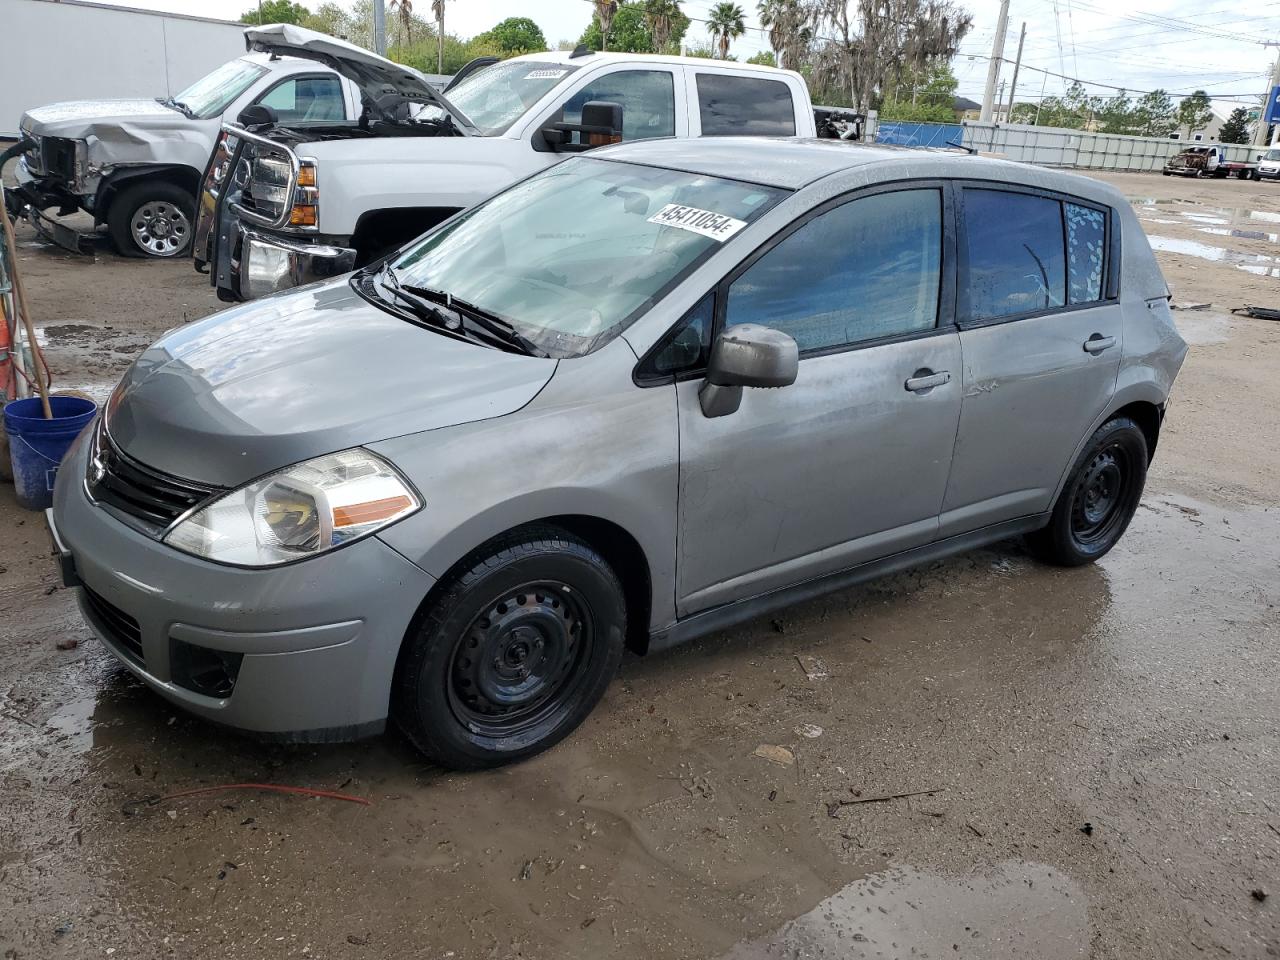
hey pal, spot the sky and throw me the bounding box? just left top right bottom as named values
left=99, top=0, right=1280, bottom=115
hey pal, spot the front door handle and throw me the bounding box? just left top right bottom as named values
left=1083, top=334, right=1116, bottom=354
left=904, top=369, right=951, bottom=393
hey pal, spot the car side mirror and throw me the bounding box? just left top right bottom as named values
left=542, top=100, right=624, bottom=152
left=1258, top=153, right=1265, bottom=161
left=237, top=104, right=278, bottom=129
left=699, top=324, right=799, bottom=418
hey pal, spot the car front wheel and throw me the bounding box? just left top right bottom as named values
left=1026, top=417, right=1148, bottom=566
left=107, top=181, right=195, bottom=258
left=395, top=526, right=626, bottom=769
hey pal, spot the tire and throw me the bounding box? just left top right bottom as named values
left=106, top=181, right=195, bottom=258
left=1161, top=170, right=1171, bottom=176
left=1026, top=417, right=1148, bottom=567
left=394, top=526, right=626, bottom=769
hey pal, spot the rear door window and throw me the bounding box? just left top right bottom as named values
left=1065, top=203, right=1107, bottom=303
left=725, top=189, right=943, bottom=352
left=696, top=74, right=796, bottom=136
left=560, top=70, right=676, bottom=142
left=963, top=189, right=1066, bottom=320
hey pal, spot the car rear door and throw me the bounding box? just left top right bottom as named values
left=667, top=184, right=963, bottom=615
left=940, top=184, right=1121, bottom=537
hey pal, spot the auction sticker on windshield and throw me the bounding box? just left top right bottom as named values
left=647, top=204, right=747, bottom=242
left=525, top=69, right=569, bottom=80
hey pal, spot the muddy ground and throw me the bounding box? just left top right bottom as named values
left=0, top=168, right=1277, bottom=960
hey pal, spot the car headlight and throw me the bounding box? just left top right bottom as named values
left=164, top=449, right=419, bottom=567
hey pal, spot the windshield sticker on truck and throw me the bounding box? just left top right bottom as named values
left=647, top=204, right=748, bottom=242
left=524, top=68, right=569, bottom=80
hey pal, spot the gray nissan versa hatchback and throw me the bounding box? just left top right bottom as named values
left=49, top=138, right=1186, bottom=768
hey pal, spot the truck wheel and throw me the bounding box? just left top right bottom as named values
left=107, top=182, right=195, bottom=258
left=395, top=526, right=626, bottom=769
left=1026, top=417, right=1148, bottom=567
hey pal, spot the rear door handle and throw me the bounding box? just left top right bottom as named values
left=1083, top=334, right=1116, bottom=354
left=904, top=369, right=951, bottom=393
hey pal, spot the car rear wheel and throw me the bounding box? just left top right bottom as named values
left=1026, top=417, right=1148, bottom=567
left=107, top=182, right=195, bottom=258
left=395, top=526, right=626, bottom=769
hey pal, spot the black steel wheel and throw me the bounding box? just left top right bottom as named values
left=395, top=526, right=626, bottom=769
left=1027, top=417, right=1148, bottom=566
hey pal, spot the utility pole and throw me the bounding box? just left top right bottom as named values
left=373, top=0, right=387, bottom=56
left=1006, top=22, right=1026, bottom=125
left=1257, top=46, right=1280, bottom=147
left=997, top=80, right=1007, bottom=122
left=980, top=0, right=1010, bottom=123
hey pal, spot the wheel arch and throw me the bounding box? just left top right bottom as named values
left=94, top=165, right=202, bottom=224
left=350, top=206, right=462, bottom=266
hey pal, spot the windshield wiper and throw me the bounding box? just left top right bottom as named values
left=397, top=281, right=549, bottom=358
left=376, top=263, right=465, bottom=334
left=157, top=97, right=196, bottom=118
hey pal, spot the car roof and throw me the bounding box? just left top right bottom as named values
left=514, top=49, right=800, bottom=77
left=592, top=136, right=1126, bottom=207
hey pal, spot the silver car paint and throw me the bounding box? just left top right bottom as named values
left=54, top=141, right=1185, bottom=738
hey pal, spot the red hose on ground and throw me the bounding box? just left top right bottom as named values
left=154, top=782, right=372, bottom=806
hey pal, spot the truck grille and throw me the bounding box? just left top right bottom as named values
left=82, top=586, right=144, bottom=665
left=87, top=421, right=221, bottom=532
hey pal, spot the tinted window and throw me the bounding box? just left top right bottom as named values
left=697, top=74, right=795, bottom=136
left=726, top=190, right=942, bottom=352
left=964, top=189, right=1065, bottom=320
left=561, top=70, right=675, bottom=142
left=259, top=76, right=345, bottom=123
left=1066, top=203, right=1106, bottom=303
left=641, top=294, right=715, bottom=379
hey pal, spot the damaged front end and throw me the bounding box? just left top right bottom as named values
left=1, top=136, right=96, bottom=254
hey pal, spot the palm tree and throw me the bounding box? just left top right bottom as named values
left=431, top=0, right=445, bottom=73
left=594, top=0, right=619, bottom=51
left=706, top=2, right=745, bottom=60
left=644, top=0, right=682, bottom=53
left=389, top=0, right=413, bottom=45
left=757, top=0, right=801, bottom=68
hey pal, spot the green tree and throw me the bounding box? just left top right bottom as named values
left=706, top=2, right=746, bottom=59
left=594, top=0, right=620, bottom=51
left=757, top=0, right=806, bottom=69
left=1176, top=90, right=1214, bottom=140
left=684, top=42, right=725, bottom=59
left=580, top=1, right=688, bottom=53
left=746, top=50, right=776, bottom=66
left=1096, top=92, right=1137, bottom=135
left=1132, top=89, right=1177, bottom=138
left=643, top=0, right=685, bottom=54
left=1218, top=106, right=1251, bottom=144
left=240, top=0, right=310, bottom=24
left=476, top=16, right=547, bottom=53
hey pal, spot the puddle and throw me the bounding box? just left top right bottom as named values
left=1172, top=310, right=1236, bottom=346
left=723, top=861, right=1089, bottom=959
left=1197, top=226, right=1280, bottom=243
left=1146, top=235, right=1280, bottom=278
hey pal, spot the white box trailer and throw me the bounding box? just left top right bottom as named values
left=0, top=0, right=245, bottom=137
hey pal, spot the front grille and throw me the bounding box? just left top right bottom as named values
left=87, top=422, right=221, bottom=532
left=41, top=137, right=78, bottom=181
left=82, top=586, right=144, bottom=665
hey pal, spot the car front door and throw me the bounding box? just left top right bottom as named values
left=940, top=185, right=1121, bottom=537
left=671, top=185, right=962, bottom=616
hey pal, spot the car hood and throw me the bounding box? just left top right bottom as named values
left=21, top=99, right=194, bottom=139
left=243, top=24, right=476, bottom=134
left=105, top=279, right=555, bottom=488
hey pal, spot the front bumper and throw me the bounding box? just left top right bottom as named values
left=215, top=219, right=356, bottom=302
left=49, top=431, right=436, bottom=741
left=1259, top=167, right=1280, bottom=180
left=4, top=155, right=95, bottom=255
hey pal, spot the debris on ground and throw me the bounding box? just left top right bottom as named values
left=1081, top=822, right=1094, bottom=836
left=754, top=744, right=795, bottom=766
left=1171, top=301, right=1212, bottom=311
left=794, top=723, right=824, bottom=739
left=1251, top=888, right=1268, bottom=902
left=1231, top=305, right=1280, bottom=321
left=795, top=655, right=829, bottom=681
left=54, top=637, right=78, bottom=650
left=122, top=782, right=373, bottom=815
left=830, top=787, right=944, bottom=810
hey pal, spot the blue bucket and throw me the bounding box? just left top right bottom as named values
left=5, top=396, right=98, bottom=511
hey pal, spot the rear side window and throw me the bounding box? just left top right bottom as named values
left=964, top=189, right=1065, bottom=320
left=1066, top=203, right=1106, bottom=303
left=696, top=74, right=796, bottom=136
left=726, top=189, right=942, bottom=352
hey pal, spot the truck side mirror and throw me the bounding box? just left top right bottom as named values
left=542, top=100, right=624, bottom=152
left=699, top=324, right=799, bottom=418
left=237, top=104, right=278, bottom=129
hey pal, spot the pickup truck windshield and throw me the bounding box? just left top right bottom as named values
left=174, top=59, right=269, bottom=119
left=1267, top=149, right=1280, bottom=161
left=390, top=157, right=786, bottom=357
left=445, top=60, right=581, bottom=134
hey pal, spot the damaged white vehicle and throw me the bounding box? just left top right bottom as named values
left=4, top=36, right=450, bottom=258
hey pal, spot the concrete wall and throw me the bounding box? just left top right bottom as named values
left=0, top=0, right=247, bottom=136
left=959, top=122, right=1259, bottom=172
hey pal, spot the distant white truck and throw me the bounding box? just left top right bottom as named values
left=197, top=26, right=861, bottom=301
left=5, top=33, right=452, bottom=258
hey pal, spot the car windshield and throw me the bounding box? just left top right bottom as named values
left=390, top=157, right=787, bottom=357
left=173, top=59, right=268, bottom=119
left=1267, top=149, right=1280, bottom=161
left=445, top=60, right=581, bottom=134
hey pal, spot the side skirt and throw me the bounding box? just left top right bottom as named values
left=647, top=513, right=1050, bottom=654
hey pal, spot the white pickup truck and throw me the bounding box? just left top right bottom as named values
left=6, top=50, right=374, bottom=258
left=197, top=26, right=860, bottom=301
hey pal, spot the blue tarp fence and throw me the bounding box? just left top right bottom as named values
left=874, top=122, right=965, bottom=148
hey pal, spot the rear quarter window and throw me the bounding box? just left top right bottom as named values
left=696, top=74, right=796, bottom=136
